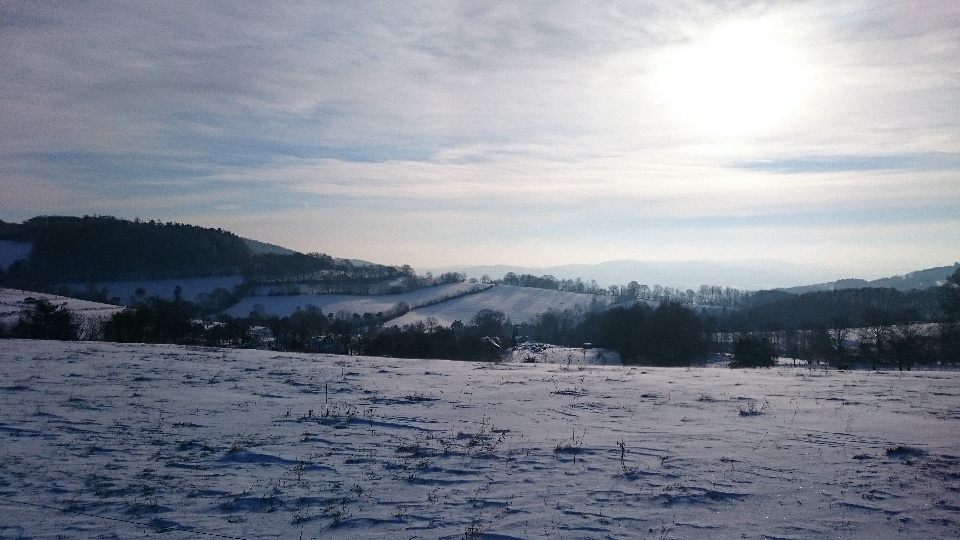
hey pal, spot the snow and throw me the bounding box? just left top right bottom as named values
left=503, top=342, right=622, bottom=366
left=224, top=282, right=492, bottom=319
left=0, top=288, right=124, bottom=335
left=2, top=339, right=958, bottom=539
left=387, top=285, right=616, bottom=327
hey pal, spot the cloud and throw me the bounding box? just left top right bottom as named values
left=1, top=1, right=958, bottom=275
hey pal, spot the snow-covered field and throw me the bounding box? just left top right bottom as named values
left=224, top=282, right=491, bottom=319
left=502, top=342, right=623, bottom=367
left=1, top=340, right=958, bottom=539
left=387, top=285, right=616, bottom=327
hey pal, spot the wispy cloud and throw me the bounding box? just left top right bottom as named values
left=1, top=1, right=958, bottom=275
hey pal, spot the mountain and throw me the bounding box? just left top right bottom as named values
left=782, top=263, right=960, bottom=294
left=433, top=259, right=842, bottom=291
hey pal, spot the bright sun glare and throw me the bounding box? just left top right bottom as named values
left=660, top=20, right=808, bottom=136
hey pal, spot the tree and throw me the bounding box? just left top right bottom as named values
left=651, top=285, right=663, bottom=301
left=469, top=309, right=505, bottom=335
left=575, top=304, right=651, bottom=362
left=939, top=268, right=960, bottom=364
left=102, top=298, right=200, bottom=344
left=643, top=302, right=707, bottom=366
left=939, top=268, right=960, bottom=320
left=436, top=272, right=465, bottom=284
left=888, top=325, right=925, bottom=371
left=827, top=317, right=851, bottom=368
left=729, top=335, right=777, bottom=368
left=525, top=308, right=579, bottom=345
left=805, top=324, right=834, bottom=366
left=637, top=284, right=651, bottom=300
left=13, top=299, right=79, bottom=341
left=861, top=307, right=892, bottom=370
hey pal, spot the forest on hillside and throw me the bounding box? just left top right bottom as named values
left=0, top=215, right=250, bottom=283
left=0, top=216, right=409, bottom=292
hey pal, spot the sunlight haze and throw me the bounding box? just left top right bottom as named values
left=658, top=18, right=810, bottom=135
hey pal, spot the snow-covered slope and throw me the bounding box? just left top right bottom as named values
left=0, top=288, right=124, bottom=335
left=0, top=340, right=958, bottom=539
left=387, top=284, right=615, bottom=326
left=224, top=282, right=491, bottom=318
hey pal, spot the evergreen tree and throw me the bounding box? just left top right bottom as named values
left=13, top=299, right=79, bottom=341
left=730, top=335, right=777, bottom=368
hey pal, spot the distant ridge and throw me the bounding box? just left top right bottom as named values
left=782, top=263, right=960, bottom=294
left=434, top=259, right=842, bottom=291
left=435, top=260, right=960, bottom=293
left=240, top=238, right=377, bottom=267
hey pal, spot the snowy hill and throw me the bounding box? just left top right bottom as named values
left=223, top=283, right=618, bottom=328
left=1, top=339, right=958, bottom=539
left=224, top=282, right=492, bottom=318
left=0, top=287, right=124, bottom=336
left=387, top=284, right=616, bottom=327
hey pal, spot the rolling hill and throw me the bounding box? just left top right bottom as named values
left=224, top=282, right=491, bottom=319
left=783, top=263, right=960, bottom=294
left=386, top=284, right=619, bottom=327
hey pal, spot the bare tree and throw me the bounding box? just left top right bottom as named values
left=827, top=317, right=851, bottom=368
left=889, top=324, right=924, bottom=371
left=861, top=307, right=892, bottom=370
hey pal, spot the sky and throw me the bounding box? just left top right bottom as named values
left=1, top=1, right=958, bottom=279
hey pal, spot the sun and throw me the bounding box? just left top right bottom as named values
left=658, top=20, right=809, bottom=136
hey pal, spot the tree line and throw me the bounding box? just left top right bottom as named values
left=490, top=272, right=757, bottom=309
left=710, top=269, right=960, bottom=370
left=5, top=268, right=958, bottom=369
left=0, top=296, right=706, bottom=366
